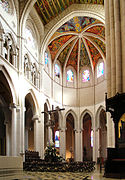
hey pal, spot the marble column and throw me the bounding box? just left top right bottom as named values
left=5, top=121, right=10, bottom=156
left=105, top=0, right=111, bottom=97
left=114, top=0, right=122, bottom=93
left=120, top=0, right=125, bottom=91
left=74, top=129, right=82, bottom=161
left=109, top=0, right=116, bottom=96
left=0, top=29, right=4, bottom=56
left=10, top=103, right=17, bottom=156
left=32, top=114, right=40, bottom=152
left=59, top=128, right=66, bottom=160
left=95, top=129, right=100, bottom=162
left=20, top=106, right=26, bottom=161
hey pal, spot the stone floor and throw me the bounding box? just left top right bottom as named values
left=21, top=165, right=125, bottom=180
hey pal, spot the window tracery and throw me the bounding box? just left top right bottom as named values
left=67, top=69, right=74, bottom=82
left=3, top=33, right=18, bottom=68
left=82, top=70, right=90, bottom=82
left=55, top=64, right=60, bottom=78
left=24, top=54, right=39, bottom=88
left=97, top=62, right=104, bottom=78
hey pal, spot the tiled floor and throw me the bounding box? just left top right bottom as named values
left=22, top=166, right=125, bottom=180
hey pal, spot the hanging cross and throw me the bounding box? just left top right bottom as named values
left=42, top=106, right=65, bottom=142
left=42, top=106, right=65, bottom=126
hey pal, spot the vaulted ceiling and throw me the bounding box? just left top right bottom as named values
left=34, top=0, right=104, bottom=25
left=48, top=16, right=105, bottom=72
left=34, top=1, right=105, bottom=72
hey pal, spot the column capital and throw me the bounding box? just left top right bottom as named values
left=74, top=129, right=82, bottom=133
left=32, top=114, right=40, bottom=122
left=60, top=128, right=67, bottom=132
left=9, top=103, right=17, bottom=109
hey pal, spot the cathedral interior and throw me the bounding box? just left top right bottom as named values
left=0, top=0, right=125, bottom=179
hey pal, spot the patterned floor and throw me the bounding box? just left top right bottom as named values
left=22, top=171, right=90, bottom=180
left=21, top=166, right=125, bottom=180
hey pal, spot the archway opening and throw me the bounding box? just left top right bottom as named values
left=0, top=109, right=6, bottom=155
left=99, top=109, right=107, bottom=160
left=66, top=113, right=75, bottom=161
left=0, top=71, right=12, bottom=156
left=25, top=94, right=35, bottom=151
left=83, top=113, right=92, bottom=161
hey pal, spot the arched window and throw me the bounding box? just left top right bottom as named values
left=82, top=70, right=90, bottom=82
left=97, top=62, right=104, bottom=78
left=0, top=0, right=10, bottom=13
left=55, top=64, right=60, bottom=78
left=25, top=28, right=35, bottom=50
left=67, top=69, right=74, bottom=82
left=45, top=51, right=49, bottom=66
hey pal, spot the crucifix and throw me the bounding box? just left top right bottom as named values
left=42, top=106, right=65, bottom=142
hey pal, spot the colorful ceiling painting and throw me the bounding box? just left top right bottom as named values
left=34, top=0, right=104, bottom=25
left=48, top=35, right=73, bottom=61
left=80, top=41, right=90, bottom=70
left=66, top=40, right=78, bottom=71
left=85, top=25, right=105, bottom=39
left=47, top=16, right=105, bottom=72
left=85, top=38, right=102, bottom=68
left=58, top=41, right=73, bottom=67
left=57, top=17, right=100, bottom=33
left=87, top=36, right=106, bottom=56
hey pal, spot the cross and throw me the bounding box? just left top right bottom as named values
left=42, top=106, right=65, bottom=142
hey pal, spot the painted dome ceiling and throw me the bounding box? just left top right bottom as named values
left=47, top=16, right=105, bottom=72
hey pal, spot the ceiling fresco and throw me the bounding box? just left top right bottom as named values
left=34, top=0, right=104, bottom=25
left=47, top=16, right=105, bottom=72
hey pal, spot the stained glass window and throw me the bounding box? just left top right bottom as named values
left=45, top=52, right=48, bottom=65
left=0, top=0, right=10, bottom=13
left=25, top=28, right=35, bottom=50
left=55, top=64, right=60, bottom=78
left=91, top=130, right=93, bottom=147
left=97, top=62, right=104, bottom=78
left=82, top=70, right=90, bottom=82
left=55, top=131, right=59, bottom=148
left=67, top=69, right=74, bottom=82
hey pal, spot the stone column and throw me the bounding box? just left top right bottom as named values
left=32, top=114, right=40, bottom=152
left=95, top=129, right=100, bottom=162
left=114, top=0, right=122, bottom=93
left=0, top=29, right=4, bottom=56
left=5, top=121, right=10, bottom=156
left=105, top=0, right=111, bottom=97
left=20, top=106, right=26, bottom=161
left=10, top=103, right=17, bottom=156
left=74, top=129, right=82, bottom=161
left=120, top=0, right=125, bottom=91
left=109, top=0, right=116, bottom=96
left=59, top=128, right=66, bottom=160
left=16, top=106, right=21, bottom=156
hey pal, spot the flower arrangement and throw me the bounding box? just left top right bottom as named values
left=44, top=141, right=64, bottom=163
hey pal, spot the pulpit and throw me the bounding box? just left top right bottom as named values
left=104, top=93, right=125, bottom=178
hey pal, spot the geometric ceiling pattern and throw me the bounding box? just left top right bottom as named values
left=48, top=16, right=105, bottom=72
left=34, top=0, right=104, bottom=25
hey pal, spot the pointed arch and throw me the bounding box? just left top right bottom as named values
left=80, top=109, right=94, bottom=130
left=65, top=109, right=77, bottom=129
left=95, top=105, right=106, bottom=130
left=24, top=89, right=39, bottom=116
left=0, top=65, right=17, bottom=103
